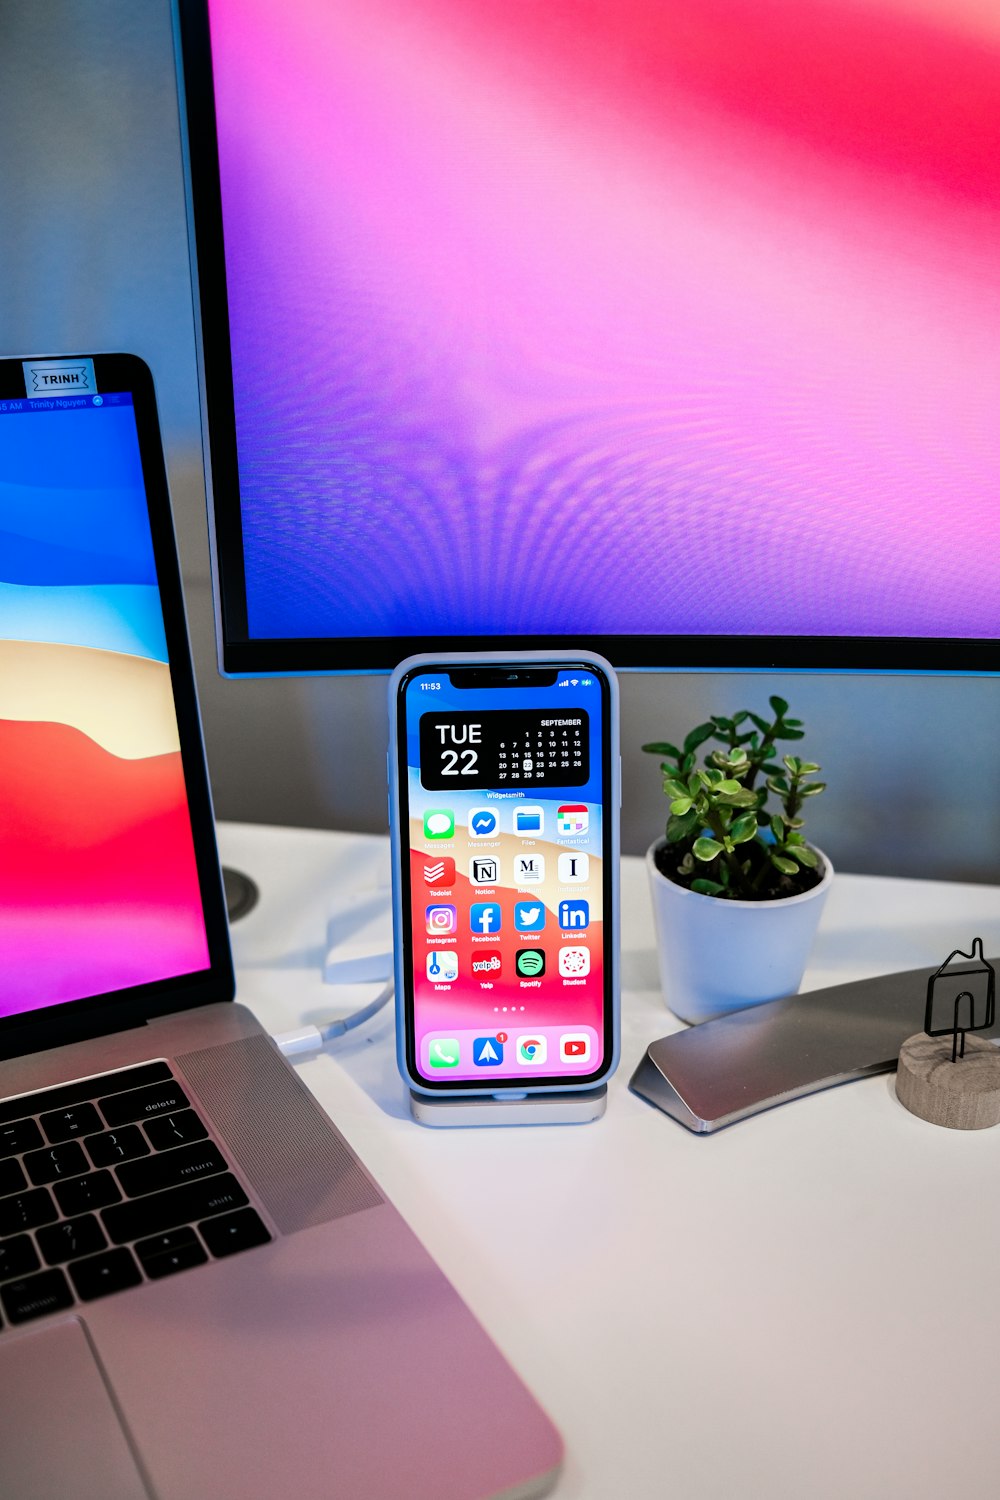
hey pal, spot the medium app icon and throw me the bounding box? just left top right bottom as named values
left=558, top=899, right=590, bottom=931
left=514, top=902, right=546, bottom=933
left=514, top=806, right=544, bottom=835
left=428, top=1038, right=460, bottom=1068
left=557, top=803, right=589, bottom=837
left=423, top=856, right=456, bottom=886
left=517, top=1036, right=548, bottom=1066
left=469, top=855, right=499, bottom=886
left=470, top=901, right=502, bottom=935
left=560, top=1033, right=592, bottom=1063
left=515, top=948, right=546, bottom=978
left=468, top=807, right=499, bottom=838
left=424, top=809, right=455, bottom=840
left=471, top=950, right=502, bottom=978
left=426, top=950, right=459, bottom=982
left=514, top=853, right=545, bottom=884
left=472, top=1036, right=504, bottom=1066
left=425, top=904, right=457, bottom=935
left=557, top=851, right=589, bottom=883
left=558, top=946, right=590, bottom=978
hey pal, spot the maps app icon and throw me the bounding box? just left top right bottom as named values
left=557, top=803, right=589, bottom=836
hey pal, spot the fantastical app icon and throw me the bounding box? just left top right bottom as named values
left=557, top=804, right=589, bottom=836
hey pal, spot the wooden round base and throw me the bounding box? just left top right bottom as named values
left=896, top=1033, right=1000, bottom=1130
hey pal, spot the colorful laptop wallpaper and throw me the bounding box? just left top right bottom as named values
left=0, top=395, right=210, bottom=1018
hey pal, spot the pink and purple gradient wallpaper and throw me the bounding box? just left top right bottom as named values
left=207, top=0, right=1000, bottom=643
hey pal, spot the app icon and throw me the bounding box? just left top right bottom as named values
left=516, top=948, right=546, bottom=978
left=472, top=1036, right=504, bottom=1066
left=424, top=809, right=455, bottom=840
left=557, top=851, right=589, bottom=883
left=425, top=903, right=457, bottom=935
left=515, top=806, right=544, bottom=835
left=560, top=1033, right=591, bottom=1063
left=428, top=1038, right=460, bottom=1068
left=558, top=946, right=590, bottom=978
left=514, top=902, right=546, bottom=933
left=423, top=856, right=456, bottom=886
left=558, top=899, right=590, bottom=931
left=468, top=807, right=499, bottom=838
left=426, top=950, right=459, bottom=982
left=514, top=853, right=545, bottom=884
left=469, top=855, right=499, bottom=886
left=557, top=803, right=589, bottom=836
left=471, top=950, right=502, bottom=978
left=470, top=901, right=502, bottom=935
left=517, top=1036, right=548, bottom=1066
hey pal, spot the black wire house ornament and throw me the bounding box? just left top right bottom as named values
left=924, top=938, right=996, bottom=1063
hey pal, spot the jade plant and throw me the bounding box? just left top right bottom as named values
left=643, top=696, right=827, bottom=901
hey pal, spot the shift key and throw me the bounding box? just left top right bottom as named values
left=102, top=1174, right=248, bottom=1244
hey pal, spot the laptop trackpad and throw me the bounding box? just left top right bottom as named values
left=0, top=1318, right=149, bottom=1500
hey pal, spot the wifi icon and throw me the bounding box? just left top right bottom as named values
left=570, top=678, right=579, bottom=686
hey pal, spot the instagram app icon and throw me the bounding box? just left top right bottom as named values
left=425, top=904, right=457, bottom=935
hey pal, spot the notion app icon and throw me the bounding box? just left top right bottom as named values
left=422, top=856, right=455, bottom=886
left=424, top=809, right=455, bottom=840
left=425, top=904, right=457, bottom=935
left=468, top=807, right=499, bottom=838
left=557, top=804, right=589, bottom=836
left=560, top=1033, right=592, bottom=1064
left=469, top=855, right=499, bottom=886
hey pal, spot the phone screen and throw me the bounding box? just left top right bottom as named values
left=395, top=662, right=615, bottom=1090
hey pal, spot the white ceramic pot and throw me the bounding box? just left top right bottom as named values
left=646, top=838, right=834, bottom=1025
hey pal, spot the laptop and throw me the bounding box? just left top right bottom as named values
left=0, top=354, right=563, bottom=1500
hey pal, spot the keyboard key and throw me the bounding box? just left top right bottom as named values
left=0, top=1119, right=43, bottom=1158
left=117, top=1142, right=228, bottom=1199
left=199, top=1207, right=271, bottom=1260
left=54, top=1169, right=122, bottom=1216
left=0, top=1234, right=40, bottom=1283
left=86, top=1125, right=150, bottom=1169
left=69, top=1248, right=142, bottom=1303
left=137, top=1235, right=209, bottom=1280
left=143, top=1110, right=209, bottom=1151
left=99, top=1079, right=190, bottom=1129
left=24, top=1141, right=89, bottom=1186
left=40, top=1102, right=103, bottom=1143
left=0, top=1062, right=172, bottom=1127
left=0, top=1158, right=28, bottom=1197
left=37, top=1213, right=108, bottom=1266
left=0, top=1187, right=58, bottom=1236
left=1, top=1267, right=73, bottom=1324
left=102, top=1174, right=248, bottom=1245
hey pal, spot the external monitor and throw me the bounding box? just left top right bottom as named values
left=175, top=0, right=1000, bottom=675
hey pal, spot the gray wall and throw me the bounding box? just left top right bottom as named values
left=2, top=0, right=997, bottom=881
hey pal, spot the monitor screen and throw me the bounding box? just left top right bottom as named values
left=177, top=0, right=1000, bottom=673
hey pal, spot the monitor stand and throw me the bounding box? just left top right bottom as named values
left=222, top=866, right=259, bottom=923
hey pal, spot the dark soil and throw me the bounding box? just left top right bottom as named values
left=653, top=840, right=826, bottom=902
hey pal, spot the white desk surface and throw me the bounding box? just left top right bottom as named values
left=219, top=820, right=1000, bottom=1500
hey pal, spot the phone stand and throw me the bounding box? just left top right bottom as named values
left=409, top=1086, right=607, bottom=1128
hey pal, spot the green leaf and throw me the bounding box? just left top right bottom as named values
left=732, top=712, right=749, bottom=725
left=800, top=782, right=827, bottom=796
left=669, top=796, right=694, bottom=816
left=769, top=695, right=789, bottom=717
left=770, top=854, right=799, bottom=875
left=690, top=878, right=725, bottom=896
left=683, top=722, right=715, bottom=754
left=774, top=727, right=805, bottom=740
left=711, top=716, right=734, bottom=732
left=797, top=761, right=820, bottom=774
left=642, top=741, right=681, bottom=759
left=693, top=837, right=723, bottom=862
left=770, top=813, right=784, bottom=840
left=730, top=814, right=757, bottom=844
left=716, top=778, right=743, bottom=794
left=784, top=718, right=803, bottom=728
left=666, top=808, right=700, bottom=842
left=795, top=845, right=819, bottom=868
left=749, top=713, right=770, bottom=734
left=663, top=778, right=688, bottom=799
left=681, top=753, right=694, bottom=775
left=783, top=755, right=800, bottom=773
left=766, top=776, right=789, bottom=794
left=717, top=789, right=757, bottom=807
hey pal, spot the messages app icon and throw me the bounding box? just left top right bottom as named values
left=424, top=809, right=455, bottom=839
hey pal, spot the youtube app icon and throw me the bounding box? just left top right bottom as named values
left=560, top=1033, right=591, bottom=1064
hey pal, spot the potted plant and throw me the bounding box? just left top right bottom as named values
left=642, top=696, right=833, bottom=1024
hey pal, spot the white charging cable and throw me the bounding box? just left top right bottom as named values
left=273, top=976, right=394, bottom=1057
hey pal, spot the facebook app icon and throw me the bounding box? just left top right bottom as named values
left=470, top=902, right=502, bottom=935
left=558, top=899, right=590, bottom=930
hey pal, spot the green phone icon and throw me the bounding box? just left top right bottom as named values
left=429, top=1038, right=460, bottom=1068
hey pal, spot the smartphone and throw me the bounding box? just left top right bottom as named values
left=388, top=651, right=620, bottom=1097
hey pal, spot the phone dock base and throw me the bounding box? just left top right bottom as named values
left=409, top=1086, right=607, bottom=1128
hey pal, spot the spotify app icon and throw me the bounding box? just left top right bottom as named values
left=516, top=949, right=546, bottom=978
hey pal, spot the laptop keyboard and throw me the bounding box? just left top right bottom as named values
left=0, top=1060, right=271, bottom=1329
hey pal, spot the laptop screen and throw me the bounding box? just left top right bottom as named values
left=0, top=387, right=211, bottom=1020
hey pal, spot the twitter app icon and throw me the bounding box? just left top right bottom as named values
left=514, top=902, right=546, bottom=932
